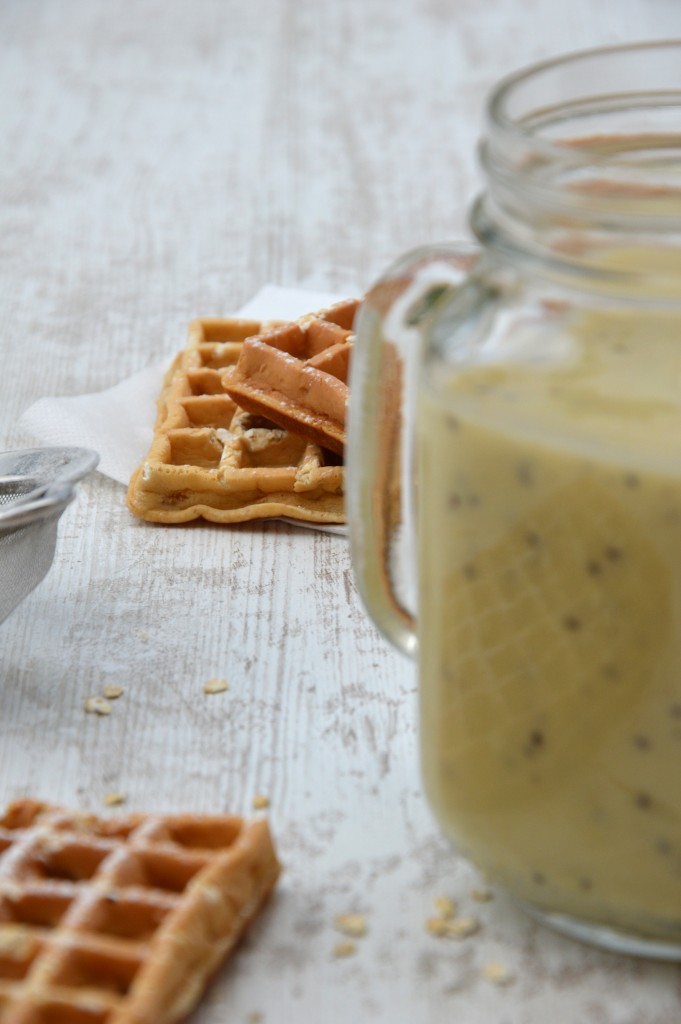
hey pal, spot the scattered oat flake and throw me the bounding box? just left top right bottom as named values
left=203, top=678, right=230, bottom=694
left=84, top=696, right=112, bottom=716
left=426, top=915, right=480, bottom=939
left=102, top=685, right=124, bottom=700
left=334, top=913, right=367, bottom=938
left=103, top=792, right=126, bottom=807
left=470, top=885, right=494, bottom=902
left=434, top=895, right=456, bottom=919
left=252, top=794, right=270, bottom=810
left=447, top=915, right=480, bottom=937
left=482, top=961, right=515, bottom=986
left=425, top=917, right=450, bottom=937
left=332, top=941, right=357, bottom=958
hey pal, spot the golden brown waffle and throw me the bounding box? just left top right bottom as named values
left=0, top=799, right=280, bottom=1024
left=127, top=316, right=345, bottom=525
left=224, top=300, right=358, bottom=456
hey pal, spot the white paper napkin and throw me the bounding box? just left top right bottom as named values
left=19, top=285, right=348, bottom=485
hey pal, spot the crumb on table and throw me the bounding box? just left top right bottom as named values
left=203, top=678, right=230, bottom=694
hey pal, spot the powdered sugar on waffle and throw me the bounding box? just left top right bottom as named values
left=0, top=799, right=280, bottom=1024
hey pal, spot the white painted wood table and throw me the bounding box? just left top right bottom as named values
left=2, top=1, right=681, bottom=1021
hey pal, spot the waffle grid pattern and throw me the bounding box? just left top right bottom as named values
left=0, top=801, right=280, bottom=1024
left=127, top=309, right=353, bottom=525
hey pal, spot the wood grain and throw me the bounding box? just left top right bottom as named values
left=2, top=1, right=681, bottom=1021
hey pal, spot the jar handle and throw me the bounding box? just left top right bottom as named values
left=347, top=242, right=480, bottom=657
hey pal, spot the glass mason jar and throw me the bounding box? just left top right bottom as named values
left=347, top=41, right=681, bottom=959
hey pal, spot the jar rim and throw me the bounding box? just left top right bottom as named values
left=487, top=39, right=681, bottom=154
left=480, top=40, right=681, bottom=240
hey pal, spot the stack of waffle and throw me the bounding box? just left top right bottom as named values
left=0, top=799, right=280, bottom=1023
left=127, top=300, right=359, bottom=526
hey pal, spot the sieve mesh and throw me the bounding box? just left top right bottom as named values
left=0, top=518, right=59, bottom=623
left=0, top=478, right=39, bottom=506
left=0, top=447, right=98, bottom=625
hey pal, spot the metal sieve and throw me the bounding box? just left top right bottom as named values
left=0, top=447, right=99, bottom=625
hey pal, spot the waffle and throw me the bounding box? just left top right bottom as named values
left=127, top=316, right=345, bottom=525
left=0, top=799, right=280, bottom=1024
left=223, top=299, right=358, bottom=456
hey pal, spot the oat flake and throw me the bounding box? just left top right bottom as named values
left=426, top=915, right=480, bottom=939
left=102, top=685, right=124, bottom=700
left=103, top=792, right=126, bottom=807
left=434, top=895, right=456, bottom=919
left=425, top=917, right=450, bottom=937
left=84, top=696, right=112, bottom=716
left=203, top=678, right=230, bottom=694
left=332, top=941, right=357, bottom=958
left=483, top=961, right=515, bottom=985
left=334, top=913, right=367, bottom=938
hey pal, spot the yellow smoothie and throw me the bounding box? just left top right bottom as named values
left=418, top=301, right=681, bottom=940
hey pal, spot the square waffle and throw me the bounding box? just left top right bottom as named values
left=127, top=316, right=346, bottom=525
left=223, top=299, right=359, bottom=456
left=0, top=799, right=280, bottom=1024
